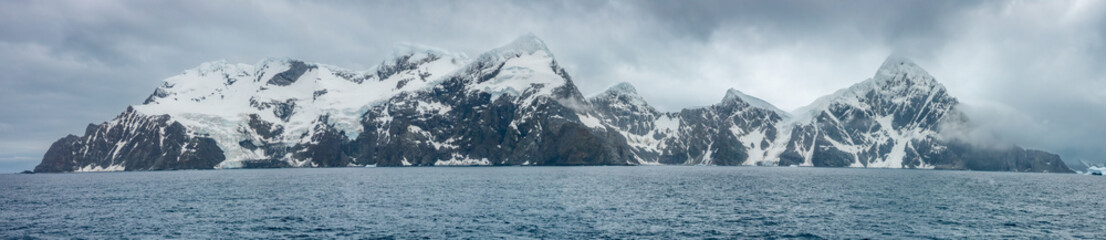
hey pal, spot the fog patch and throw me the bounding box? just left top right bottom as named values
left=939, top=102, right=1049, bottom=150
left=556, top=95, right=593, bottom=113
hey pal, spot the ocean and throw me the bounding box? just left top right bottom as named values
left=2, top=166, right=1103, bottom=239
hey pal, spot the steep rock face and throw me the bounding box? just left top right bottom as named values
left=588, top=84, right=789, bottom=166
left=659, top=90, right=788, bottom=166
left=266, top=61, right=316, bottom=86
left=587, top=82, right=670, bottom=163
left=352, top=34, right=636, bottom=166
left=35, top=107, right=224, bottom=172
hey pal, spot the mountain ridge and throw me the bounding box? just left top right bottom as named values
left=34, top=34, right=1073, bottom=173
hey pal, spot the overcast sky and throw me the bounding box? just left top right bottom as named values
left=1, top=0, right=1104, bottom=172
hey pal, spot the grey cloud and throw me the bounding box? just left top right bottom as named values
left=634, top=0, right=981, bottom=51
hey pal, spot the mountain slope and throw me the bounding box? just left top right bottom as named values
left=37, top=34, right=638, bottom=172
left=350, top=33, right=637, bottom=166
left=35, top=37, right=1071, bottom=173
left=588, top=84, right=789, bottom=166
left=34, top=107, right=224, bottom=172
left=776, top=56, right=1070, bottom=172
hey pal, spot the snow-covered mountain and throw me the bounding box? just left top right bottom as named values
left=775, top=57, right=1069, bottom=172
left=588, top=84, right=789, bottom=166
left=347, top=33, right=636, bottom=167
left=778, top=56, right=958, bottom=168
left=34, top=35, right=1072, bottom=173
left=36, top=34, right=636, bottom=172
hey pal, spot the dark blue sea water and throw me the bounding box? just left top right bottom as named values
left=2, top=166, right=1104, bottom=239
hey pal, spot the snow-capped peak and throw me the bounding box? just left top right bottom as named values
left=791, top=55, right=950, bottom=121
left=590, top=82, right=649, bottom=107
left=504, top=33, right=550, bottom=54
left=480, top=33, right=553, bottom=61
left=191, top=59, right=233, bottom=73
left=872, top=55, right=941, bottom=88
left=256, top=57, right=308, bottom=69
left=390, top=42, right=469, bottom=63
left=462, top=33, right=572, bottom=104
left=604, top=82, right=639, bottom=95
left=721, top=88, right=786, bottom=115
left=877, top=55, right=921, bottom=74
left=866, top=55, right=948, bottom=102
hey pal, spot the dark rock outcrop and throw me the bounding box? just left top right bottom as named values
left=35, top=107, right=224, bottom=172
left=921, top=141, right=1072, bottom=173
left=266, top=61, right=315, bottom=86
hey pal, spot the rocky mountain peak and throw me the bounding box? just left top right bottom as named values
left=720, top=88, right=748, bottom=103
left=474, top=33, right=554, bottom=63
left=502, top=33, right=550, bottom=55
left=870, top=55, right=943, bottom=92
left=721, top=88, right=786, bottom=115
left=191, top=59, right=232, bottom=73
left=877, top=55, right=920, bottom=72
left=256, top=57, right=309, bottom=70
left=607, top=82, right=639, bottom=95
left=792, top=55, right=952, bottom=120
left=456, top=33, right=581, bottom=105
left=591, top=82, right=650, bottom=109
left=390, top=42, right=469, bottom=62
